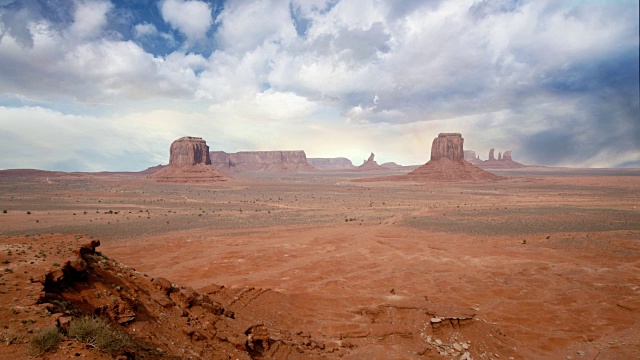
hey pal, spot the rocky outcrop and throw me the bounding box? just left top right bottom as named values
left=169, top=136, right=211, bottom=166
left=210, top=150, right=316, bottom=173
left=431, top=133, right=465, bottom=161
left=464, top=148, right=525, bottom=168
left=307, top=157, right=356, bottom=170
left=356, top=153, right=386, bottom=171
left=151, top=137, right=227, bottom=183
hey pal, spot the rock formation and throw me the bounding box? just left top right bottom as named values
left=210, top=150, right=316, bottom=173
left=406, top=133, right=501, bottom=181
left=169, top=136, right=212, bottom=166
left=488, top=148, right=496, bottom=161
left=430, top=133, right=465, bottom=161
left=464, top=148, right=524, bottom=168
left=503, top=151, right=513, bottom=161
left=307, top=157, right=356, bottom=170
left=150, top=137, right=227, bottom=183
left=356, top=152, right=386, bottom=171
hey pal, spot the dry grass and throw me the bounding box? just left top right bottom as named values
left=69, top=316, right=132, bottom=354
left=28, top=326, right=63, bottom=356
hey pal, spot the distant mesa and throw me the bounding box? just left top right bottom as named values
left=356, top=153, right=386, bottom=171
left=210, top=150, right=316, bottom=173
left=307, top=157, right=356, bottom=170
left=150, top=137, right=227, bottom=183
left=466, top=148, right=525, bottom=168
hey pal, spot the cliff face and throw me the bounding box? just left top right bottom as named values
left=430, top=133, right=464, bottom=162
left=151, top=137, right=226, bottom=183
left=407, top=133, right=501, bottom=182
left=169, top=137, right=211, bottom=166
left=307, top=157, right=356, bottom=170
left=210, top=151, right=316, bottom=173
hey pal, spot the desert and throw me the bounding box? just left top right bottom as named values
left=1, top=1, right=638, bottom=359
left=1, top=139, right=639, bottom=359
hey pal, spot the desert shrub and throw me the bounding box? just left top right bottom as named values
left=2, top=209, right=7, bottom=213
left=28, top=326, right=63, bottom=356
left=69, top=316, right=132, bottom=354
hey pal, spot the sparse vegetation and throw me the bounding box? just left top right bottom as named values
left=69, top=316, right=132, bottom=354
left=2, top=209, right=7, bottom=213
left=28, top=326, right=63, bottom=356
left=26, top=211, right=31, bottom=215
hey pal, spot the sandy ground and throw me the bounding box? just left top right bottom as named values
left=1, top=169, right=639, bottom=359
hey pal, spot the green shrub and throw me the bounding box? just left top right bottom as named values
left=69, top=316, right=132, bottom=354
left=28, top=326, right=63, bottom=356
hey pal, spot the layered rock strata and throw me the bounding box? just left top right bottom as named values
left=307, top=157, right=356, bottom=170
left=210, top=150, right=316, bottom=173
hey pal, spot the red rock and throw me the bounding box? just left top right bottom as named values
left=151, top=137, right=227, bottom=183
left=154, top=277, right=172, bottom=294
left=393, top=133, right=501, bottom=182
left=169, top=136, right=211, bottom=166
left=356, top=153, right=385, bottom=171
left=488, top=148, right=496, bottom=161
left=57, top=316, right=73, bottom=331
left=210, top=150, right=316, bottom=173
left=430, top=133, right=464, bottom=161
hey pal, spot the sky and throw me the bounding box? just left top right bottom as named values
left=0, top=0, right=638, bottom=171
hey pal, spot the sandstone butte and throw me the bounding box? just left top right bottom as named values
left=406, top=133, right=501, bottom=181
left=150, top=136, right=227, bottom=183
left=210, top=150, right=317, bottom=173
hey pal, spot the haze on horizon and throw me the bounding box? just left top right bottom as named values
left=0, top=0, right=638, bottom=172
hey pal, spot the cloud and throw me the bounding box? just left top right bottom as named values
left=69, top=0, right=113, bottom=40
left=160, top=0, right=213, bottom=46
left=214, top=0, right=296, bottom=54
left=0, top=0, right=638, bottom=169
left=133, top=22, right=158, bottom=38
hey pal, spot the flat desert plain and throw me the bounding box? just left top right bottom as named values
left=1, top=168, right=639, bottom=359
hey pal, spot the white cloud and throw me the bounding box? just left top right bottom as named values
left=69, top=0, right=113, bottom=40
left=215, top=0, right=297, bottom=53
left=160, top=0, right=213, bottom=45
left=133, top=23, right=158, bottom=38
